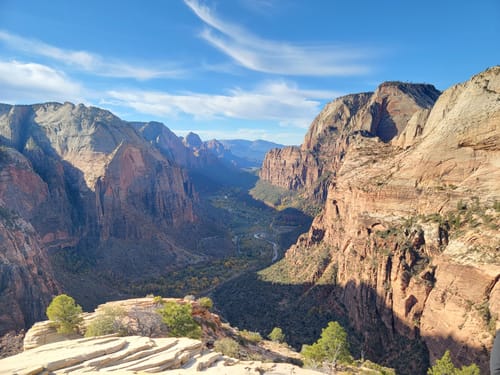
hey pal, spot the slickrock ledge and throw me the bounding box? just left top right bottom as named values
left=0, top=335, right=321, bottom=375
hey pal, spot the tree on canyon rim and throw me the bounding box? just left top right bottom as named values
left=301, top=321, right=352, bottom=367
left=46, top=294, right=83, bottom=334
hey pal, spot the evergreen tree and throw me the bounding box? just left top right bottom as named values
left=46, top=294, right=83, bottom=334
left=197, top=297, right=213, bottom=310
left=301, top=321, right=352, bottom=367
left=268, top=327, right=285, bottom=343
left=157, top=301, right=201, bottom=339
left=427, top=350, right=480, bottom=375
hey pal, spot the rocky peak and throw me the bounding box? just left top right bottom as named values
left=135, top=121, right=193, bottom=168
left=260, top=81, right=440, bottom=202
left=183, top=132, right=203, bottom=149
left=204, top=139, right=225, bottom=153
left=302, top=92, right=372, bottom=151
left=367, top=81, right=440, bottom=142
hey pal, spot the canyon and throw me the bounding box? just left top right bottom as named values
left=0, top=102, right=277, bottom=337
left=0, top=66, right=498, bottom=374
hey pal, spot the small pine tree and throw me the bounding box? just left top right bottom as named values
left=427, top=350, right=480, bottom=375
left=46, top=294, right=83, bottom=334
left=301, top=321, right=352, bottom=367
left=268, top=327, right=285, bottom=343
left=157, top=301, right=201, bottom=339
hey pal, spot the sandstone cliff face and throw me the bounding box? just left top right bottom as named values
left=0, top=103, right=197, bottom=242
left=260, top=66, right=500, bottom=372
left=0, top=148, right=60, bottom=334
left=0, top=103, right=206, bottom=334
left=260, top=83, right=440, bottom=203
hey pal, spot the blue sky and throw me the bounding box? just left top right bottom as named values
left=0, top=0, right=498, bottom=145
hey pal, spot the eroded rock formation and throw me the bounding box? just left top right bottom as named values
left=1, top=335, right=324, bottom=375
left=260, top=82, right=440, bottom=203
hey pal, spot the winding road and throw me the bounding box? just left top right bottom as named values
left=253, top=232, right=279, bottom=262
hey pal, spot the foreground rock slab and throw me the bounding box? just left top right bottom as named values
left=0, top=335, right=321, bottom=375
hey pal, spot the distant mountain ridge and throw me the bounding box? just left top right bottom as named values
left=180, top=133, right=284, bottom=169
left=218, top=139, right=284, bottom=167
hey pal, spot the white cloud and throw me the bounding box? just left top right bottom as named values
left=0, top=30, right=184, bottom=80
left=106, top=80, right=341, bottom=128
left=184, top=0, right=371, bottom=76
left=0, top=60, right=83, bottom=103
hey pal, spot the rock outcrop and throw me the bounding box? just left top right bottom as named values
left=255, top=66, right=500, bottom=373
left=12, top=297, right=316, bottom=375
left=22, top=297, right=226, bottom=351
left=1, top=335, right=324, bottom=375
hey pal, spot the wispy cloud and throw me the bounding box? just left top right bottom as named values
left=184, top=0, right=372, bottom=76
left=0, top=60, right=83, bottom=103
left=106, top=80, right=341, bottom=128
left=239, top=0, right=276, bottom=16
left=0, top=30, right=185, bottom=80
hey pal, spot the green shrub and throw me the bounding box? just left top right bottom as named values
left=268, top=327, right=285, bottom=343
left=361, top=359, right=396, bottom=375
left=152, top=295, right=164, bottom=304
left=240, top=329, right=262, bottom=343
left=197, top=297, right=213, bottom=310
left=85, top=306, right=126, bottom=337
left=157, top=301, right=201, bottom=339
left=214, top=337, right=240, bottom=358
left=301, top=321, right=352, bottom=367
left=46, top=294, right=83, bottom=334
left=427, top=350, right=480, bottom=375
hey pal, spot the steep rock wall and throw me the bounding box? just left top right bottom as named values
left=260, top=83, right=440, bottom=204
left=0, top=103, right=203, bottom=333
left=262, top=66, right=500, bottom=372
left=0, top=148, right=60, bottom=334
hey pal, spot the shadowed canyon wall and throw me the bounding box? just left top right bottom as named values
left=0, top=103, right=210, bottom=333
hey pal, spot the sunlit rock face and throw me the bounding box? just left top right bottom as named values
left=260, top=66, right=500, bottom=373
left=260, top=82, right=440, bottom=203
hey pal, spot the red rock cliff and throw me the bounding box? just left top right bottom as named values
left=260, top=83, right=439, bottom=203
left=0, top=102, right=203, bottom=334
left=262, top=66, right=500, bottom=372
left=0, top=147, right=60, bottom=334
